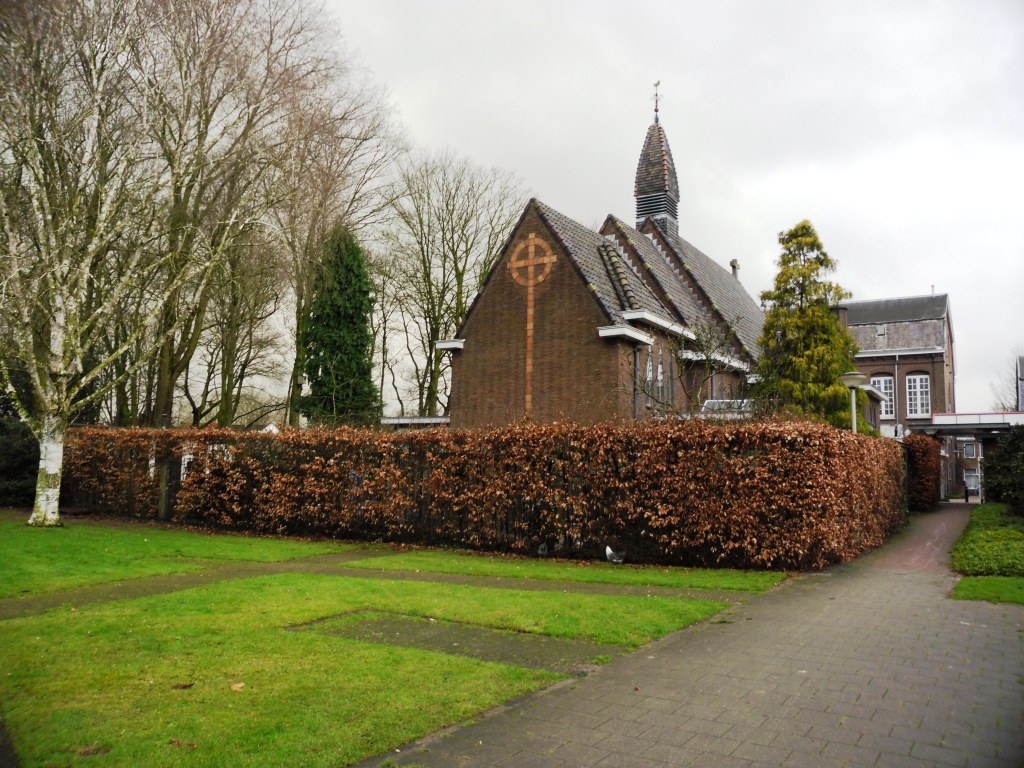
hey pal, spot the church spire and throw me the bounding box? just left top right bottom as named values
left=634, top=88, right=679, bottom=235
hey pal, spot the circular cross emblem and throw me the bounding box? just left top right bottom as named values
left=508, top=233, right=556, bottom=287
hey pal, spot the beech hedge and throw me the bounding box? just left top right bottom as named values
left=63, top=420, right=906, bottom=571
left=903, top=433, right=941, bottom=511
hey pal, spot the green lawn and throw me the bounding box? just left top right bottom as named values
left=344, top=549, right=785, bottom=592
left=0, top=519, right=734, bottom=767
left=0, top=514, right=352, bottom=599
left=951, top=503, right=1024, bottom=605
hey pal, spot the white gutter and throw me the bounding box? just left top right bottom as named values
left=676, top=348, right=750, bottom=372
left=620, top=310, right=696, bottom=340
left=598, top=325, right=654, bottom=345
left=855, top=347, right=944, bottom=358
left=435, top=339, right=465, bottom=351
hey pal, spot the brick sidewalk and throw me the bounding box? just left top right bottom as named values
left=361, top=503, right=1024, bottom=768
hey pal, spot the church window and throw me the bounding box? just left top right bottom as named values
left=871, top=375, right=894, bottom=418
left=906, top=373, right=931, bottom=417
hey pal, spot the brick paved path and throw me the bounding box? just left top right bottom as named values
left=362, top=502, right=1024, bottom=768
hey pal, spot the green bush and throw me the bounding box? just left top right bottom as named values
left=0, top=414, right=38, bottom=507
left=983, top=426, right=1024, bottom=514
left=951, top=503, right=1024, bottom=577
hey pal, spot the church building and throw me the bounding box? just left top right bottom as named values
left=442, top=113, right=764, bottom=430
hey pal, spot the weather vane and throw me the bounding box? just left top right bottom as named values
left=653, top=80, right=661, bottom=123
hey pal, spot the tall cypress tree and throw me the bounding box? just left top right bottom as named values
left=754, top=220, right=859, bottom=428
left=301, top=223, right=380, bottom=426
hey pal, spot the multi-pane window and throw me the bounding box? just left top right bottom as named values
left=871, top=375, right=894, bottom=418
left=645, top=350, right=654, bottom=407
left=964, top=443, right=976, bottom=459
left=906, top=373, right=931, bottom=417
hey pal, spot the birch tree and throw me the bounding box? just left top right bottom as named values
left=0, top=0, right=204, bottom=525
left=383, top=152, right=525, bottom=416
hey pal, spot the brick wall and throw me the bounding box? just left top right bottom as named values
left=451, top=208, right=630, bottom=428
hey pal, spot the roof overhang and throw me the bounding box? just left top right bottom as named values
left=855, top=347, right=944, bottom=358
left=676, top=349, right=750, bottom=373
left=621, top=309, right=696, bottom=340
left=435, top=339, right=465, bottom=351
left=922, top=412, right=1024, bottom=436
left=598, top=325, right=654, bottom=345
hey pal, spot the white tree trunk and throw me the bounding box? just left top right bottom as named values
left=27, top=416, right=66, bottom=527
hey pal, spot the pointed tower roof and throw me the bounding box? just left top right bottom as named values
left=634, top=121, right=680, bottom=235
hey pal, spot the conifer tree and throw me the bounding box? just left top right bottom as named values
left=754, top=220, right=860, bottom=428
left=301, top=224, right=380, bottom=425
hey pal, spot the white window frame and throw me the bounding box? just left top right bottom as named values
left=871, top=375, right=894, bottom=419
left=963, top=443, right=976, bottom=459
left=906, top=373, right=931, bottom=417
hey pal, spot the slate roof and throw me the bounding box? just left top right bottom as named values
left=603, top=216, right=709, bottom=327
left=841, top=295, right=949, bottom=326
left=533, top=200, right=670, bottom=326
left=634, top=122, right=679, bottom=200
left=655, top=224, right=765, bottom=358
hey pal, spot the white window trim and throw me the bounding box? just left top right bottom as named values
left=871, top=375, right=895, bottom=419
left=906, top=373, right=931, bottom=418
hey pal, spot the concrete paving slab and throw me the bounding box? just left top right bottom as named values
left=357, top=503, right=1024, bottom=767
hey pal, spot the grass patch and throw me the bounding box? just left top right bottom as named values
left=950, top=503, right=1024, bottom=605
left=0, top=516, right=352, bottom=598
left=0, top=572, right=722, bottom=767
left=344, top=549, right=784, bottom=592
left=0, top=519, right=734, bottom=767
left=952, top=576, right=1024, bottom=605
left=950, top=503, right=1024, bottom=577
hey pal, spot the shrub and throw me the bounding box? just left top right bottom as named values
left=63, top=420, right=906, bottom=571
left=0, top=415, right=38, bottom=507
left=984, top=426, right=1024, bottom=514
left=903, top=433, right=940, bottom=511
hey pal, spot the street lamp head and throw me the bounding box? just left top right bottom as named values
left=839, top=371, right=867, bottom=389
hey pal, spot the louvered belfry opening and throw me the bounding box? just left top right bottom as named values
left=634, top=121, right=680, bottom=236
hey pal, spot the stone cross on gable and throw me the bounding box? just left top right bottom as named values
left=507, top=232, right=556, bottom=417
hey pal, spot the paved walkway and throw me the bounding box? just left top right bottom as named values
left=359, top=501, right=1024, bottom=768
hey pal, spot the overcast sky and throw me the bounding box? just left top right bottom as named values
left=325, top=0, right=1024, bottom=413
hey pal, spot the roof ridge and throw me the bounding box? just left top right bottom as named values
left=599, top=242, right=639, bottom=311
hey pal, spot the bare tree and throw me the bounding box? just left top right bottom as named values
left=268, top=81, right=401, bottom=427
left=0, top=0, right=210, bottom=525
left=383, top=151, right=526, bottom=416
left=0, top=0, right=389, bottom=524
left=182, top=228, right=287, bottom=427
left=990, top=348, right=1024, bottom=412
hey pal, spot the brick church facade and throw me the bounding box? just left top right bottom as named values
left=444, top=116, right=764, bottom=429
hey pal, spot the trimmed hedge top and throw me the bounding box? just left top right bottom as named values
left=64, top=419, right=906, bottom=571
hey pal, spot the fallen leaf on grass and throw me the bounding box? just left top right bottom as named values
left=168, top=739, right=197, bottom=750
left=76, top=745, right=110, bottom=757
left=171, top=682, right=194, bottom=690
left=229, top=682, right=245, bottom=691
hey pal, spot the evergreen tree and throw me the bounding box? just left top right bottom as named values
left=301, top=224, right=380, bottom=425
left=754, top=220, right=860, bottom=428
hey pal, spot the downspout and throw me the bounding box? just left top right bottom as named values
left=633, top=345, right=641, bottom=420
left=894, top=354, right=900, bottom=437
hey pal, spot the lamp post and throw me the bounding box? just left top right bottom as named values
left=839, top=371, right=866, bottom=434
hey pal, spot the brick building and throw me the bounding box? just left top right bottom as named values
left=840, top=293, right=959, bottom=495
left=840, top=294, right=955, bottom=439
left=444, top=117, right=764, bottom=429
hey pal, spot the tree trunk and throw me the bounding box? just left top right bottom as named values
left=27, top=415, right=67, bottom=527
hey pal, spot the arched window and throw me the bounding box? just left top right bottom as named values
left=906, top=373, right=931, bottom=417
left=871, top=375, right=894, bottom=418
